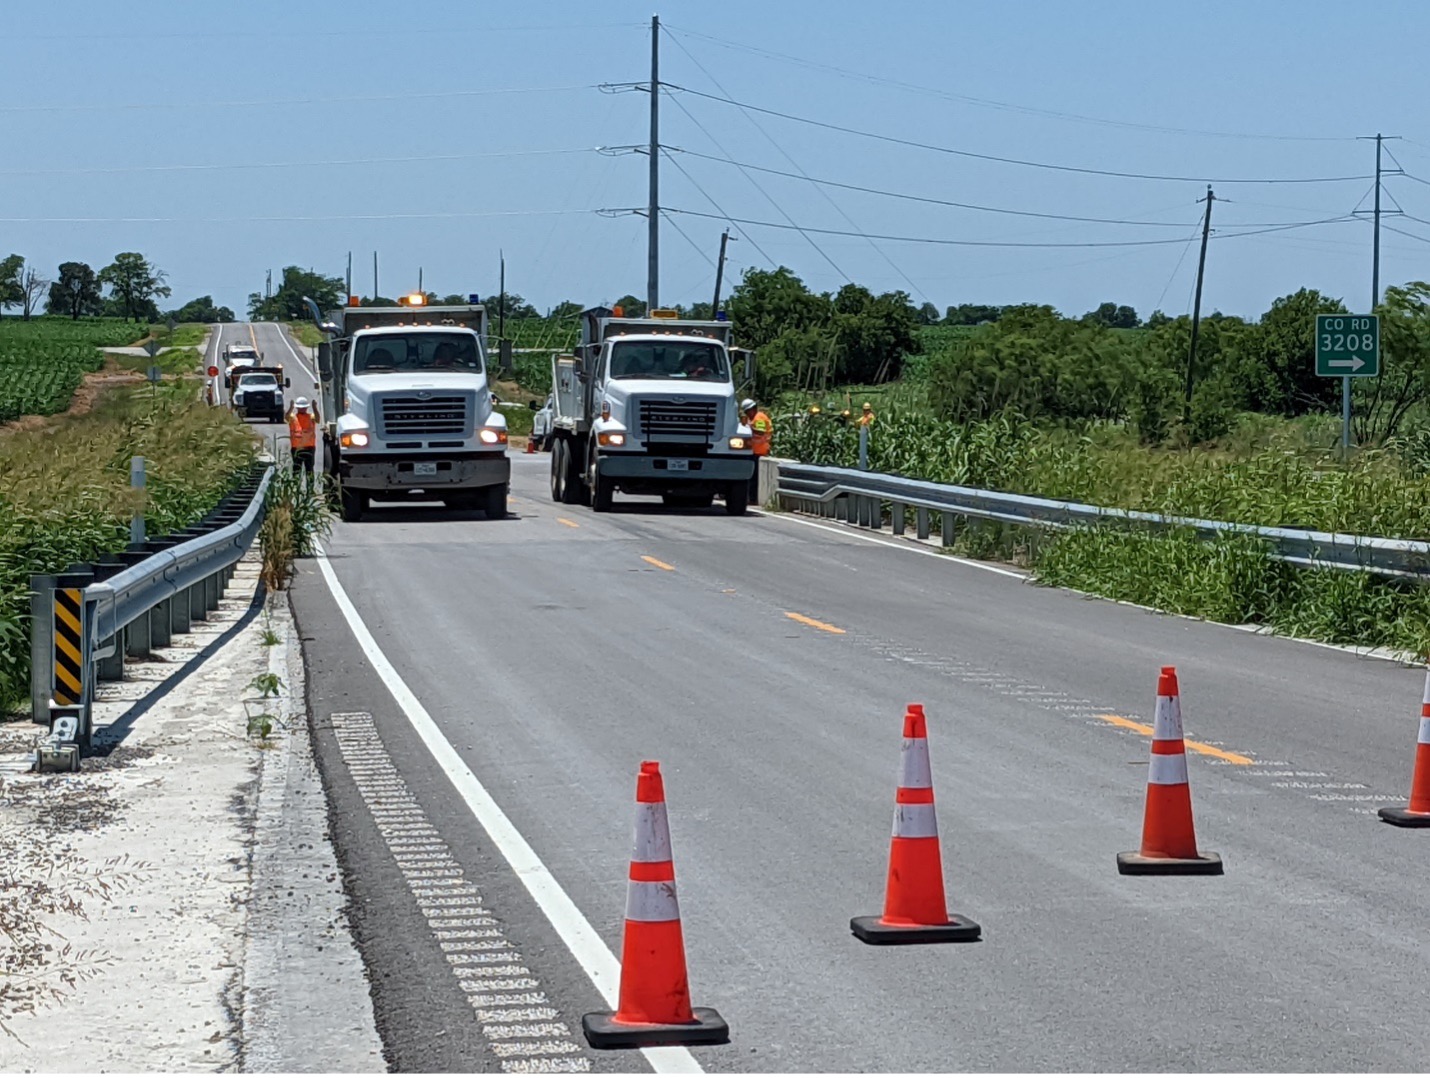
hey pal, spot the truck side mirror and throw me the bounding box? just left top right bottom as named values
left=284, top=378, right=292, bottom=388
left=317, top=343, right=332, bottom=379
left=744, top=351, right=755, bottom=384
left=528, top=400, right=539, bottom=411
left=499, top=339, right=513, bottom=373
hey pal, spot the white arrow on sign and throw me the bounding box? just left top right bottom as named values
left=1328, top=356, right=1367, bottom=371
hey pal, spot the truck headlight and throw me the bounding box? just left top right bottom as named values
left=597, top=431, right=626, bottom=447
left=479, top=427, right=508, bottom=445
left=341, top=431, right=370, bottom=448
left=728, top=436, right=748, bottom=450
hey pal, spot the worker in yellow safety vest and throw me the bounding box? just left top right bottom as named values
left=742, top=397, right=772, bottom=503
left=286, top=397, right=318, bottom=480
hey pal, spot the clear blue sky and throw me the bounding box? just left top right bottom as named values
left=4, top=0, right=1428, bottom=322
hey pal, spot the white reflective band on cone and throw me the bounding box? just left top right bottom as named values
left=892, top=801, right=939, bottom=839
left=631, top=802, right=673, bottom=863
left=1152, top=695, right=1184, bottom=741
left=898, top=739, right=933, bottom=789
left=1419, top=717, right=1430, bottom=745
left=1148, top=752, right=1189, bottom=786
left=625, top=879, right=681, bottom=922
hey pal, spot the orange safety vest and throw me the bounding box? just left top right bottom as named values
left=749, top=410, right=773, bottom=456
left=288, top=411, right=316, bottom=450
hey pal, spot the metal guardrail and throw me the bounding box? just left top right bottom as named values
left=28, top=464, right=274, bottom=768
left=775, top=460, right=1430, bottom=579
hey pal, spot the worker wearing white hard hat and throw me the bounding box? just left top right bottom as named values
left=286, top=397, right=318, bottom=480
left=742, top=397, right=772, bottom=503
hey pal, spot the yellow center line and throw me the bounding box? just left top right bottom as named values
left=785, top=611, right=846, bottom=635
left=247, top=323, right=259, bottom=349
left=1096, top=713, right=1253, bottom=765
left=641, top=556, right=675, bottom=571
left=556, top=517, right=580, bottom=529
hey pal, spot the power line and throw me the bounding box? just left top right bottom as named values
left=661, top=211, right=718, bottom=269
left=663, top=23, right=1359, bottom=144
left=664, top=91, right=851, bottom=281
left=0, top=147, right=590, bottom=177
left=664, top=84, right=1376, bottom=185
left=660, top=207, right=1359, bottom=247
left=1, top=21, right=642, bottom=42
left=659, top=152, right=781, bottom=265
left=663, top=24, right=932, bottom=305
left=674, top=148, right=1346, bottom=228
left=0, top=84, right=592, bottom=114
left=0, top=209, right=592, bottom=224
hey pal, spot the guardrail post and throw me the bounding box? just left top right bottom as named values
left=97, top=632, right=124, bottom=682
left=204, top=571, right=219, bottom=612
left=29, top=574, right=56, bottom=722
left=942, top=511, right=957, bottom=548
left=52, top=569, right=93, bottom=736
left=151, top=599, right=173, bottom=647
left=171, top=586, right=191, bottom=635
left=126, top=600, right=152, bottom=656
left=891, top=503, right=905, bottom=536
left=916, top=507, right=930, bottom=540
left=188, top=582, right=207, bottom=623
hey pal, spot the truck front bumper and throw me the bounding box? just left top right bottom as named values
left=339, top=452, right=510, bottom=493
left=597, top=452, right=753, bottom=494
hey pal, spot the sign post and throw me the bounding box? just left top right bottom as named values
left=1315, top=313, right=1379, bottom=456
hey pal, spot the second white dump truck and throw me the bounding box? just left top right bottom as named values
left=305, top=295, right=510, bottom=522
left=549, top=306, right=755, bottom=513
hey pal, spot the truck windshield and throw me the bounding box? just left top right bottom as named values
left=239, top=374, right=276, bottom=386
left=353, top=333, right=483, bottom=375
left=609, top=340, right=728, bottom=382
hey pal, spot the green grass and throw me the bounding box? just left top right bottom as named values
left=133, top=323, right=208, bottom=348
left=0, top=380, right=256, bottom=713
left=287, top=322, right=324, bottom=348
left=0, top=318, right=139, bottom=422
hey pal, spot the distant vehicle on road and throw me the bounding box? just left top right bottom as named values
left=232, top=370, right=285, bottom=423
left=224, top=342, right=261, bottom=368
left=529, top=393, right=554, bottom=451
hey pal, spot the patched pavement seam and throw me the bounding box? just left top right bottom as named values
left=329, top=711, right=593, bottom=1073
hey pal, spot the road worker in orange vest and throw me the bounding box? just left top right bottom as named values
left=859, top=401, right=876, bottom=427
left=286, top=397, right=318, bottom=480
left=742, top=397, right=772, bottom=504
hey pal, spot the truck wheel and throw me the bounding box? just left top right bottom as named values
left=591, top=468, right=613, bottom=513
left=561, top=442, right=585, bottom=506
left=482, top=484, right=509, bottom=520
left=550, top=440, right=566, bottom=503
left=723, top=481, right=748, bottom=516
left=339, top=482, right=367, bottom=522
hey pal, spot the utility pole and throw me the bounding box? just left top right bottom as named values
left=345, top=251, right=352, bottom=300
left=647, top=13, right=660, bottom=311
left=1183, top=186, right=1215, bottom=427
left=373, top=251, right=378, bottom=302
left=498, top=251, right=506, bottom=342
left=418, top=266, right=423, bottom=295
left=711, top=229, right=733, bottom=315
left=264, top=269, right=272, bottom=301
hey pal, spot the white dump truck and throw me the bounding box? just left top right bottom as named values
left=548, top=306, right=755, bottom=513
left=304, top=294, right=510, bottom=522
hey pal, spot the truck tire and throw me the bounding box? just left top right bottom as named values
left=550, top=440, right=566, bottom=503
left=482, top=484, right=509, bottom=520
left=560, top=441, right=585, bottom=506
left=339, top=482, right=367, bottom=522
left=723, top=480, right=748, bottom=516
left=591, top=468, right=613, bottom=513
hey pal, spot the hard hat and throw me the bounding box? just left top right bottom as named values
left=862, top=401, right=872, bottom=410
left=741, top=398, right=756, bottom=411
left=809, top=404, right=822, bottom=414
left=294, top=397, right=311, bottom=410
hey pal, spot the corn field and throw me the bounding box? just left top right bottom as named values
left=0, top=319, right=140, bottom=422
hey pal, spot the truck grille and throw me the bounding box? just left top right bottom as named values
left=638, top=399, right=718, bottom=441
left=378, top=395, right=469, bottom=437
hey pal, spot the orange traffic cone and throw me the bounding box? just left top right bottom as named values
left=583, top=761, right=728, bottom=1049
left=851, top=704, right=980, bottom=944
left=1117, top=667, right=1223, bottom=874
left=1378, top=669, right=1430, bottom=827
left=524, top=436, right=537, bottom=454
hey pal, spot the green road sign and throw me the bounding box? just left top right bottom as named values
left=1315, top=314, right=1379, bottom=377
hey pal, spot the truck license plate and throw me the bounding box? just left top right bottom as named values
left=414, top=462, right=438, bottom=477
left=666, top=459, right=689, bottom=471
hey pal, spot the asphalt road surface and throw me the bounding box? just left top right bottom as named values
left=289, top=444, right=1430, bottom=1072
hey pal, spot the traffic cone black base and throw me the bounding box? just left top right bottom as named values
left=582, top=1007, right=730, bottom=1049
left=1377, top=807, right=1430, bottom=828
left=1117, top=850, right=1223, bottom=875
left=849, top=914, right=981, bottom=945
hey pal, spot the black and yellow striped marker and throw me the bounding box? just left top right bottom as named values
left=53, top=587, right=84, bottom=706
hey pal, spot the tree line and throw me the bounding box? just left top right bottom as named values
left=0, top=252, right=234, bottom=324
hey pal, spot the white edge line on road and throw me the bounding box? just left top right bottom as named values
left=267, top=321, right=319, bottom=383
left=313, top=545, right=703, bottom=1075
left=757, top=509, right=1027, bottom=579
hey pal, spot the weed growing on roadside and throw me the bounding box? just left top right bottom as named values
left=259, top=468, right=332, bottom=592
